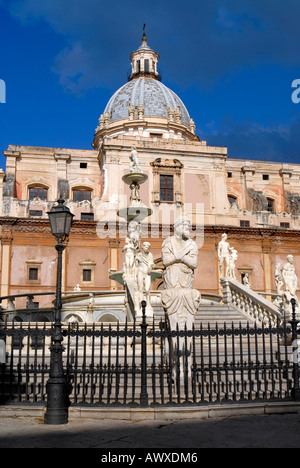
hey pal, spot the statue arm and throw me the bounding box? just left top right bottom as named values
left=162, top=239, right=177, bottom=268
left=182, top=248, right=198, bottom=270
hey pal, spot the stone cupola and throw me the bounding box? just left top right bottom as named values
left=129, top=29, right=160, bottom=81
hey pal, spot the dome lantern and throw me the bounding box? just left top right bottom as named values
left=129, top=28, right=160, bottom=81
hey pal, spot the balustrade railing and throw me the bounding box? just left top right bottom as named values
left=221, top=278, right=283, bottom=325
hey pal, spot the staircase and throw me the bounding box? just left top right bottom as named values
left=196, top=303, right=255, bottom=326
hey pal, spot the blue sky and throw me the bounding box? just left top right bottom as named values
left=0, top=0, right=300, bottom=171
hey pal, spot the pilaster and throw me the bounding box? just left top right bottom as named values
left=0, top=222, right=13, bottom=306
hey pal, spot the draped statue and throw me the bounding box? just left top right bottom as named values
left=161, top=215, right=201, bottom=329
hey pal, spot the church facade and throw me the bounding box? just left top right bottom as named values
left=1, top=33, right=300, bottom=313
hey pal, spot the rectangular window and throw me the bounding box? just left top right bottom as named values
left=82, top=269, right=92, bottom=282
left=29, top=187, right=47, bottom=201
left=227, top=172, right=233, bottom=178
left=29, top=210, right=43, bottom=217
left=29, top=268, right=38, bottom=281
left=160, top=175, right=174, bottom=202
left=73, top=190, right=91, bottom=202
left=267, top=199, right=275, bottom=213
left=263, top=174, right=270, bottom=181
left=144, top=59, right=149, bottom=73
left=280, top=222, right=290, bottom=229
left=80, top=162, right=87, bottom=169
left=240, top=220, right=250, bottom=228
left=81, top=213, right=94, bottom=221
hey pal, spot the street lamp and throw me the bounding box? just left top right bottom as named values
left=44, top=198, right=74, bottom=425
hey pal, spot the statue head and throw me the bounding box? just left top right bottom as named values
left=174, top=215, right=192, bottom=241
left=222, top=233, right=228, bottom=241
left=128, top=220, right=139, bottom=233
left=287, top=255, right=294, bottom=264
left=142, top=241, right=151, bottom=253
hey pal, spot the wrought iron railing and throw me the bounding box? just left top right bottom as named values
left=0, top=310, right=299, bottom=407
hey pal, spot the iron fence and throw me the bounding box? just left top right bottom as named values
left=0, top=313, right=299, bottom=407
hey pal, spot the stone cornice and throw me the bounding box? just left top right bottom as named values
left=0, top=218, right=299, bottom=242
left=93, top=116, right=200, bottom=149
left=0, top=218, right=97, bottom=236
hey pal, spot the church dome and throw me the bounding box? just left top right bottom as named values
left=93, top=31, right=197, bottom=145
left=104, top=77, right=191, bottom=127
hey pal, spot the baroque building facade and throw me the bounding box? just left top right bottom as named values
left=0, top=33, right=300, bottom=316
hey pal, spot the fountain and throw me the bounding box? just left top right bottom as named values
left=109, top=146, right=162, bottom=320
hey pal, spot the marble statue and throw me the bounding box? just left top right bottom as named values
left=273, top=256, right=299, bottom=314
left=243, top=273, right=251, bottom=289
left=122, top=237, right=136, bottom=278
left=87, top=293, right=95, bottom=313
left=135, top=242, right=155, bottom=315
left=74, top=284, right=81, bottom=292
left=129, top=146, right=142, bottom=173
left=129, top=182, right=141, bottom=205
left=127, top=219, right=141, bottom=252
left=161, top=214, right=201, bottom=379
left=275, top=263, right=284, bottom=295
left=218, top=234, right=231, bottom=279
left=282, top=255, right=298, bottom=305
left=161, top=215, right=201, bottom=328
left=228, top=247, right=238, bottom=279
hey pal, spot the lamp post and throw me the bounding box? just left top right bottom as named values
left=44, top=198, right=74, bottom=425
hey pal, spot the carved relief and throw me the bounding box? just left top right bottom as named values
left=196, top=174, right=209, bottom=197
left=247, top=189, right=268, bottom=212
left=285, top=191, right=300, bottom=215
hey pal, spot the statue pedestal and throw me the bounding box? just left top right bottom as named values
left=109, top=270, right=162, bottom=320
left=118, top=172, right=152, bottom=222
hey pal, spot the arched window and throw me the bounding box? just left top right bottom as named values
left=29, top=186, right=48, bottom=201
left=228, top=195, right=239, bottom=209
left=99, top=314, right=119, bottom=323
left=73, top=188, right=92, bottom=202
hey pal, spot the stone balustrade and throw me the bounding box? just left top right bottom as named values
left=221, top=278, right=283, bottom=326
